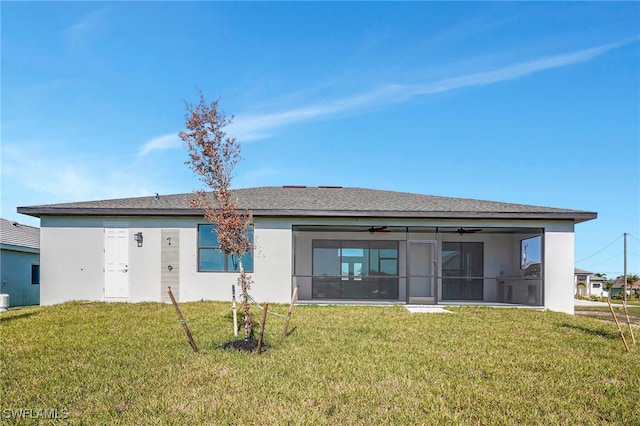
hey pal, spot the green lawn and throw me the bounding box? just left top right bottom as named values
left=2, top=302, right=639, bottom=425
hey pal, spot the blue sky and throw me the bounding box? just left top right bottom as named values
left=2, top=2, right=639, bottom=278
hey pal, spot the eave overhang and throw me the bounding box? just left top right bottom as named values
left=17, top=206, right=597, bottom=224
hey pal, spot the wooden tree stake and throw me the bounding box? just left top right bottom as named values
left=256, top=303, right=268, bottom=355
left=168, top=287, right=199, bottom=353
left=283, top=286, right=299, bottom=337
left=622, top=302, right=636, bottom=345
left=608, top=299, right=630, bottom=352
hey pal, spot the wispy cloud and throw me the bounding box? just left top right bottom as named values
left=142, top=37, right=636, bottom=150
left=139, top=133, right=182, bottom=157
left=227, top=84, right=404, bottom=141
left=3, top=143, right=156, bottom=206
left=228, top=38, right=635, bottom=142
left=65, top=9, right=108, bottom=48
left=406, top=38, right=635, bottom=96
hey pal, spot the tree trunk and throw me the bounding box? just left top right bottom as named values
left=237, top=258, right=253, bottom=340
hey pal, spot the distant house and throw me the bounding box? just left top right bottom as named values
left=0, top=218, right=40, bottom=307
left=609, top=276, right=640, bottom=297
left=574, top=268, right=606, bottom=298
left=18, top=186, right=597, bottom=314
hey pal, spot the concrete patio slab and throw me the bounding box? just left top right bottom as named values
left=405, top=305, right=453, bottom=314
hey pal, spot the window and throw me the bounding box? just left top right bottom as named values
left=31, top=264, right=40, bottom=285
left=521, top=236, right=542, bottom=277
left=198, top=224, right=253, bottom=272
left=312, top=240, right=398, bottom=299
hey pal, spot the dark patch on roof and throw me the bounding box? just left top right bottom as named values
left=17, top=186, right=597, bottom=223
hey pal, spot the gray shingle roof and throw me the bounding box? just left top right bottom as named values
left=0, top=218, right=40, bottom=250
left=17, top=186, right=597, bottom=223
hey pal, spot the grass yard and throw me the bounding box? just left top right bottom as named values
left=2, top=302, right=639, bottom=425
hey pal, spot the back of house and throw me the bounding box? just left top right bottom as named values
left=18, top=186, right=597, bottom=314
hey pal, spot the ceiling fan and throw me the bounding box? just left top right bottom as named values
left=456, top=227, right=482, bottom=235
left=365, top=226, right=390, bottom=234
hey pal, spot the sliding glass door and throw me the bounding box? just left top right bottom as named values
left=312, top=240, right=399, bottom=299
left=441, top=242, right=483, bottom=300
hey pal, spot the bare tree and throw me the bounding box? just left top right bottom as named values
left=179, top=91, right=255, bottom=339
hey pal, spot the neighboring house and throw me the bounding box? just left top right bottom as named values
left=574, top=268, right=606, bottom=298
left=0, top=218, right=40, bottom=307
left=609, top=277, right=640, bottom=297
left=18, top=186, right=597, bottom=314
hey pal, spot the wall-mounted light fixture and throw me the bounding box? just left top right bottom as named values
left=134, top=232, right=143, bottom=247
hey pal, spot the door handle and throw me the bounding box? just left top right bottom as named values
left=120, top=269, right=128, bottom=273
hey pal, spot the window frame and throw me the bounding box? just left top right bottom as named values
left=197, top=224, right=254, bottom=273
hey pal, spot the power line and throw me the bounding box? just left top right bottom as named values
left=581, top=251, right=624, bottom=270
left=576, top=234, right=624, bottom=263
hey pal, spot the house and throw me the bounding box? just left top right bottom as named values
left=574, top=268, right=607, bottom=298
left=17, top=186, right=597, bottom=314
left=609, top=276, right=640, bottom=297
left=0, top=218, right=40, bottom=307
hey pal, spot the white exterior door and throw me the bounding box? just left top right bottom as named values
left=408, top=241, right=436, bottom=304
left=104, top=227, right=129, bottom=298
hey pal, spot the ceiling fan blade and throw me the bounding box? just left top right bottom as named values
left=457, top=228, right=482, bottom=235
left=367, top=226, right=388, bottom=233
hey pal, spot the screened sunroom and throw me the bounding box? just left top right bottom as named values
left=292, top=225, right=544, bottom=306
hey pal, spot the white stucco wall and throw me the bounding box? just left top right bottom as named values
left=543, top=223, right=575, bottom=314
left=39, top=216, right=294, bottom=305
left=40, top=225, right=104, bottom=305
left=251, top=220, right=293, bottom=303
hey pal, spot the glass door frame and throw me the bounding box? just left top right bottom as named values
left=407, top=240, right=437, bottom=304
left=441, top=241, right=484, bottom=301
